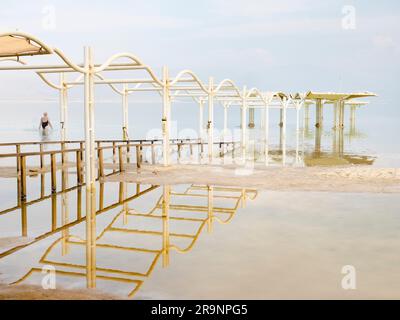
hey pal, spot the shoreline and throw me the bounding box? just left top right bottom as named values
left=104, top=164, right=400, bottom=193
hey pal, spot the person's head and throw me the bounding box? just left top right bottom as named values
left=43, top=112, right=48, bottom=117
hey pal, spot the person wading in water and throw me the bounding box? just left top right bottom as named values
left=39, top=112, right=53, bottom=134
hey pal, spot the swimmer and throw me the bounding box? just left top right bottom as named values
left=39, top=112, right=53, bottom=134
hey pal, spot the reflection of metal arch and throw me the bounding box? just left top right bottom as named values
left=13, top=184, right=257, bottom=298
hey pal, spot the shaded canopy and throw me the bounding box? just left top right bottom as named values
left=305, top=91, right=376, bottom=101
left=0, top=34, right=52, bottom=58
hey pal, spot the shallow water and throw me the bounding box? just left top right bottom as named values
left=0, top=180, right=399, bottom=299
left=1, top=98, right=399, bottom=168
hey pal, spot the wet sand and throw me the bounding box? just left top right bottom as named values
left=0, top=284, right=118, bottom=300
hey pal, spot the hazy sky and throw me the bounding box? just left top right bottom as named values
left=0, top=0, right=399, bottom=139
left=1, top=1, right=399, bottom=95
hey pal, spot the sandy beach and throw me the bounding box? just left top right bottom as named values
left=104, top=164, right=400, bottom=193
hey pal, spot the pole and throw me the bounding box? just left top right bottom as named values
left=223, top=103, right=228, bottom=136
left=208, top=77, right=214, bottom=161
left=84, top=46, right=96, bottom=289
left=315, top=98, right=322, bottom=128
left=162, top=185, right=170, bottom=267
left=295, top=102, right=300, bottom=164
left=241, top=86, right=247, bottom=161
left=333, top=101, right=338, bottom=129
left=207, top=185, right=213, bottom=233
left=122, top=83, right=129, bottom=140
left=248, top=108, right=255, bottom=128
left=304, top=103, right=310, bottom=134
left=60, top=73, right=68, bottom=141
left=282, top=97, right=287, bottom=165
left=199, top=99, right=204, bottom=141
left=162, top=66, right=170, bottom=166
left=339, top=100, right=345, bottom=128
left=264, top=101, right=269, bottom=165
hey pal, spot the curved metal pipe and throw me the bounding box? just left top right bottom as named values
left=170, top=69, right=208, bottom=93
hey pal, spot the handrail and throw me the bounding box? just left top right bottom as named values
left=0, top=138, right=200, bottom=147
left=0, top=140, right=236, bottom=158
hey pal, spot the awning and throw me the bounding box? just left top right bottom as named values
left=305, top=91, right=376, bottom=101
left=0, top=34, right=52, bottom=58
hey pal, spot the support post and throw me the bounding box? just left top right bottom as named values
left=151, top=141, right=156, bottom=164
left=51, top=153, right=57, bottom=193
left=295, top=101, right=301, bottom=164
left=304, top=103, right=310, bottom=132
left=162, top=185, right=170, bottom=267
left=350, top=104, right=356, bottom=133
left=199, top=99, right=204, bottom=140
left=16, top=144, right=21, bottom=206
left=282, top=97, right=287, bottom=165
left=39, top=144, right=44, bottom=170
left=333, top=101, right=338, bottom=129
left=241, top=86, right=247, bottom=160
left=20, top=155, right=27, bottom=202
left=76, top=150, right=82, bottom=185
left=264, top=100, right=270, bottom=165
left=112, top=141, right=116, bottom=172
left=315, top=121, right=322, bottom=154
left=339, top=100, right=345, bottom=128
left=207, top=77, right=214, bottom=162
left=122, top=84, right=129, bottom=140
left=248, top=107, right=255, bottom=128
left=136, top=145, right=141, bottom=169
left=98, top=148, right=104, bottom=178
left=260, top=107, right=265, bottom=129
left=162, top=66, right=170, bottom=166
left=118, top=146, right=124, bottom=172
left=84, top=46, right=96, bottom=289
left=207, top=185, right=214, bottom=233
left=21, top=202, right=27, bottom=237
left=60, top=73, right=68, bottom=141
left=315, top=99, right=323, bottom=128
left=223, top=102, right=228, bottom=136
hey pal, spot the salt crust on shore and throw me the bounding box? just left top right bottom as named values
left=104, top=164, right=400, bottom=193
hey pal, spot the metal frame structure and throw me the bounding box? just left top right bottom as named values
left=0, top=32, right=312, bottom=167
left=0, top=31, right=377, bottom=190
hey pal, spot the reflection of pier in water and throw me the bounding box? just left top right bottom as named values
left=248, top=102, right=374, bottom=167
left=5, top=175, right=257, bottom=298
left=301, top=100, right=375, bottom=166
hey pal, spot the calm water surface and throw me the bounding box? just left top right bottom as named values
left=0, top=180, right=399, bottom=299
left=0, top=99, right=399, bottom=299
